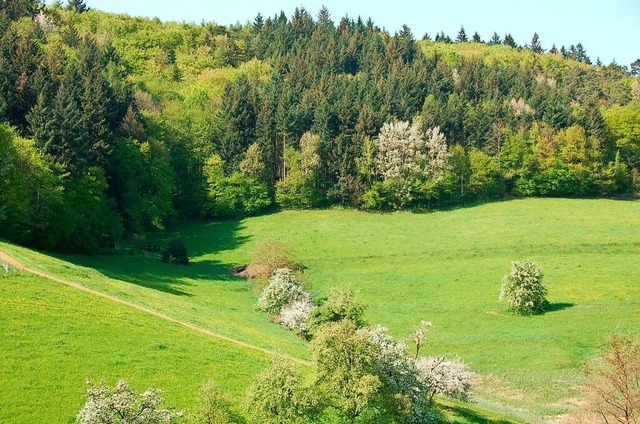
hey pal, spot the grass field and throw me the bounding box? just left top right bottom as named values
left=2, top=198, right=639, bottom=422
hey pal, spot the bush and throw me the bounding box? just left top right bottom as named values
left=308, top=288, right=366, bottom=335
left=189, top=380, right=237, bottom=424
left=256, top=268, right=310, bottom=315
left=247, top=239, right=301, bottom=279
left=244, top=357, right=314, bottom=423
left=162, top=238, right=189, bottom=265
left=414, top=356, right=475, bottom=402
left=280, top=300, right=314, bottom=335
left=499, top=260, right=548, bottom=315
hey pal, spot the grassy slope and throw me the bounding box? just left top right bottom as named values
left=0, top=273, right=271, bottom=423
left=2, top=198, right=639, bottom=422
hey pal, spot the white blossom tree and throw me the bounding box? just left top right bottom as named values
left=414, top=356, right=475, bottom=402
left=373, top=119, right=450, bottom=206
left=256, top=268, right=310, bottom=315
left=499, top=260, right=549, bottom=315
left=280, top=299, right=314, bottom=333
left=76, top=379, right=182, bottom=424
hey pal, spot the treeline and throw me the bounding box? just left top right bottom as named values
left=1, top=1, right=639, bottom=252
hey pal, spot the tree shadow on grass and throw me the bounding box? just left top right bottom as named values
left=56, top=219, right=251, bottom=296
left=546, top=302, right=575, bottom=313
left=441, top=402, right=521, bottom=424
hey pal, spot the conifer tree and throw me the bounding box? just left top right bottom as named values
left=530, top=32, right=542, bottom=53
left=488, top=32, right=501, bottom=45
left=66, top=0, right=89, bottom=13
left=472, top=31, right=482, bottom=43
left=503, top=33, right=517, bottom=48
left=456, top=26, right=468, bottom=43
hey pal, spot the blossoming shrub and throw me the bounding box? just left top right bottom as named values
left=499, top=259, right=548, bottom=315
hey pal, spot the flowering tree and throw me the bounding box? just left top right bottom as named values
left=256, top=268, right=310, bottom=315
left=499, top=260, right=549, bottom=315
left=76, top=379, right=182, bottom=424
left=280, top=299, right=314, bottom=334
left=369, top=119, right=450, bottom=208
left=414, top=356, right=475, bottom=402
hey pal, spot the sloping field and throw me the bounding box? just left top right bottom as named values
left=2, top=198, right=639, bottom=422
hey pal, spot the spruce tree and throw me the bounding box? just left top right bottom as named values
left=503, top=33, right=517, bottom=48
left=456, top=26, right=468, bottom=43
left=472, top=31, right=482, bottom=43
left=488, top=32, right=501, bottom=45
left=66, top=0, right=89, bottom=13
left=530, top=32, right=542, bottom=53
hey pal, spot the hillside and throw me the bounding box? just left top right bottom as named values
left=2, top=3, right=639, bottom=253
left=2, top=198, right=639, bottom=422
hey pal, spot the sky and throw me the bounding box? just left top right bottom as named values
left=82, top=0, right=640, bottom=67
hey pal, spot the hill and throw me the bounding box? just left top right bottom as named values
left=2, top=198, right=639, bottom=422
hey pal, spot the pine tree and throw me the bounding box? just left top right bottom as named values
left=549, top=44, right=558, bottom=55
left=456, top=26, right=468, bottom=43
left=253, top=13, right=263, bottom=32
left=530, top=32, right=542, bottom=53
left=397, top=24, right=416, bottom=63
left=503, top=34, right=517, bottom=49
left=488, top=32, right=501, bottom=46
left=66, top=0, right=89, bottom=13
left=631, top=59, right=640, bottom=76
left=422, top=32, right=432, bottom=42
left=472, top=31, right=482, bottom=43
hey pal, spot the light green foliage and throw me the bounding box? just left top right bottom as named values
left=244, top=358, right=313, bottom=424
left=189, top=380, right=236, bottom=424
left=311, top=320, right=382, bottom=421
left=308, top=288, right=366, bottom=335
left=603, top=103, right=640, bottom=170
left=205, top=155, right=271, bottom=218
left=468, top=148, right=501, bottom=198
left=500, top=260, right=549, bottom=315
left=239, top=143, right=267, bottom=181
left=276, top=133, right=323, bottom=209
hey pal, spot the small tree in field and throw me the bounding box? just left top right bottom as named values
left=499, top=260, right=548, bottom=315
left=583, top=333, right=640, bottom=424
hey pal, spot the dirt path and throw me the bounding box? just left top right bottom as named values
left=0, top=251, right=311, bottom=366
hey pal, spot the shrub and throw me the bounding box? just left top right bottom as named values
left=414, top=356, right=475, bottom=402
left=256, top=268, right=310, bottom=315
left=162, top=237, right=189, bottom=265
left=499, top=259, right=548, bottom=315
left=247, top=239, right=301, bottom=279
left=583, top=333, right=640, bottom=423
left=280, top=299, right=314, bottom=334
left=244, top=357, right=314, bottom=424
left=308, top=288, right=366, bottom=335
left=76, top=379, right=182, bottom=424
left=189, top=380, right=237, bottom=424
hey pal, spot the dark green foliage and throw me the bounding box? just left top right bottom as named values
left=162, top=238, right=189, bottom=265
left=0, top=5, right=636, bottom=254
left=66, top=0, right=89, bottom=13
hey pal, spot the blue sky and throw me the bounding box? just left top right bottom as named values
left=82, top=0, right=639, bottom=66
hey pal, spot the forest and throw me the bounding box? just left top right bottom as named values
left=1, top=0, right=639, bottom=252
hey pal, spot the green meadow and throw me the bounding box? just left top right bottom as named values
left=2, top=198, right=639, bottom=422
